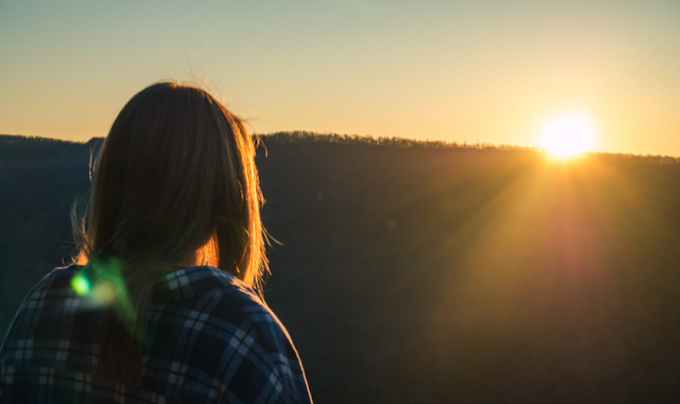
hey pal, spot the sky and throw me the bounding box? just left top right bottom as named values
left=1, top=0, right=679, bottom=156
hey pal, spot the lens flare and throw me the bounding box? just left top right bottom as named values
left=71, top=273, right=91, bottom=295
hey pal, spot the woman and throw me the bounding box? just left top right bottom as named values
left=0, top=82, right=313, bottom=403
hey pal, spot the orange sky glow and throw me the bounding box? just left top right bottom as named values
left=1, top=0, right=679, bottom=156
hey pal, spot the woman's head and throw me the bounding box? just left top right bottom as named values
left=76, top=81, right=267, bottom=287
left=72, top=81, right=268, bottom=380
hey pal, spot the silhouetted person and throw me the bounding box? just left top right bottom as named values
left=0, top=82, right=313, bottom=403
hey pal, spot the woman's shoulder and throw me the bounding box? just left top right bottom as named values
left=152, top=265, right=287, bottom=340
left=47, top=263, right=83, bottom=280
left=167, top=266, right=284, bottom=331
left=152, top=265, right=263, bottom=307
left=150, top=266, right=312, bottom=402
left=17, top=263, right=82, bottom=302
left=1, top=264, right=83, bottom=354
left=193, top=269, right=312, bottom=403
left=154, top=266, right=293, bottom=346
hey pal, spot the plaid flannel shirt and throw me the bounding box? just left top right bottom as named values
left=0, top=265, right=313, bottom=404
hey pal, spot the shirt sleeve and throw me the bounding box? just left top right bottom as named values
left=218, top=301, right=313, bottom=404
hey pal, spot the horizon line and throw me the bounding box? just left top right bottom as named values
left=2, top=131, right=680, bottom=161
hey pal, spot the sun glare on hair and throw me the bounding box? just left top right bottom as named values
left=538, top=111, right=598, bottom=159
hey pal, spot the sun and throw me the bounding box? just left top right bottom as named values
left=538, top=111, right=598, bottom=158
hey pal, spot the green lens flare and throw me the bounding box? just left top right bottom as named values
left=90, top=257, right=144, bottom=342
left=71, top=273, right=91, bottom=295
left=80, top=256, right=147, bottom=344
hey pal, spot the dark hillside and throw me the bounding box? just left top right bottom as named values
left=2, top=133, right=680, bottom=403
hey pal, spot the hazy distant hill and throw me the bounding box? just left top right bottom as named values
left=2, top=132, right=680, bottom=403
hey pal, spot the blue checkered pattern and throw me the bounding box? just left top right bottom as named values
left=0, top=265, right=313, bottom=403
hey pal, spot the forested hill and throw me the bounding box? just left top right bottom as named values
left=3, top=132, right=680, bottom=403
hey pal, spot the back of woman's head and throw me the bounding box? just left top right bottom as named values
left=72, top=81, right=268, bottom=382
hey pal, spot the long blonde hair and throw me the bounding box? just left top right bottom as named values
left=72, top=82, right=268, bottom=382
